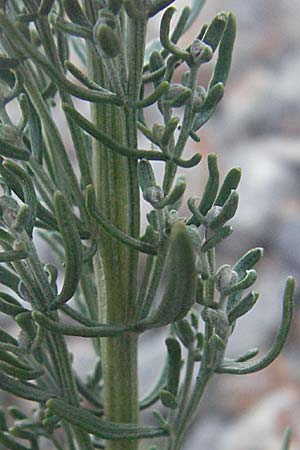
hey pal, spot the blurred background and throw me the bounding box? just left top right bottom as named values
left=142, top=1, right=300, bottom=449
left=1, top=1, right=300, bottom=449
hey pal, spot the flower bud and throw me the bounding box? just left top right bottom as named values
left=164, top=84, right=192, bottom=108
left=166, top=209, right=179, bottom=228
left=149, top=50, right=164, bottom=72
left=138, top=159, right=156, bottom=193
left=93, top=10, right=120, bottom=58
left=215, top=264, right=238, bottom=295
left=143, top=185, right=164, bottom=206
left=152, top=123, right=165, bottom=142
left=193, top=86, right=207, bottom=112
left=186, top=225, right=203, bottom=253
left=205, top=205, right=222, bottom=224
left=190, top=39, right=213, bottom=65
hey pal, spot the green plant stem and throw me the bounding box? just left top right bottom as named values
left=85, top=4, right=140, bottom=445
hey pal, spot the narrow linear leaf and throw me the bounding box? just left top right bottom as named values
left=0, top=250, right=28, bottom=263
left=0, top=360, right=43, bottom=380
left=50, top=192, right=82, bottom=309
left=228, top=269, right=257, bottom=295
left=155, top=176, right=186, bottom=209
left=0, top=373, right=54, bottom=402
left=192, top=82, right=224, bottom=132
left=0, top=266, right=20, bottom=294
left=228, top=291, right=259, bottom=324
left=203, top=12, right=227, bottom=52
left=32, top=311, right=128, bottom=338
left=0, top=329, right=18, bottom=346
left=201, top=225, right=233, bottom=252
left=215, top=167, right=241, bottom=207
left=233, top=247, right=264, bottom=277
left=176, top=319, right=194, bottom=347
left=0, top=162, right=32, bottom=217
left=46, top=399, right=168, bottom=440
left=209, top=12, right=236, bottom=88
left=217, top=277, right=295, bottom=374
left=160, top=8, right=190, bottom=60
left=86, top=185, right=157, bottom=255
left=199, top=153, right=220, bottom=216
left=281, top=427, right=292, bottom=450
left=209, top=190, right=239, bottom=230
left=234, top=348, right=259, bottom=363
left=166, top=337, right=181, bottom=397
left=159, top=390, right=177, bottom=409
left=141, top=221, right=196, bottom=328
left=140, top=359, right=168, bottom=410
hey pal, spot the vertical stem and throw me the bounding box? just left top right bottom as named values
left=84, top=3, right=141, bottom=442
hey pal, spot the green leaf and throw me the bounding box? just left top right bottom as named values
left=201, top=225, right=233, bottom=252
left=0, top=360, right=43, bottom=381
left=39, top=0, right=55, bottom=15
left=176, top=319, right=194, bottom=347
left=209, top=190, right=239, bottom=230
left=32, top=311, right=128, bottom=338
left=0, top=250, right=28, bottom=263
left=141, top=221, right=196, bottom=328
left=139, top=359, right=168, bottom=410
left=234, top=348, right=259, bottom=363
left=0, top=266, right=20, bottom=294
left=155, top=176, right=186, bottom=209
left=138, top=160, right=156, bottom=194
left=228, top=269, right=257, bottom=294
left=3, top=161, right=37, bottom=236
left=165, top=337, right=181, bottom=397
left=86, top=185, right=157, bottom=255
left=0, top=293, right=26, bottom=317
left=192, top=83, right=224, bottom=132
left=63, top=0, right=90, bottom=26
left=0, top=56, right=20, bottom=70
left=0, top=329, right=17, bottom=346
left=159, top=390, right=177, bottom=409
left=233, top=247, right=264, bottom=277
left=203, top=12, right=227, bottom=52
left=199, top=154, right=219, bottom=215
left=281, top=427, right=292, bottom=450
left=46, top=399, right=168, bottom=440
left=160, top=8, right=190, bottom=60
left=215, top=167, right=241, bottom=206
left=228, top=291, right=259, bottom=324
left=23, top=96, right=43, bottom=163
left=0, top=372, right=51, bottom=402
left=209, top=12, right=236, bottom=88
left=50, top=192, right=82, bottom=309
left=217, top=277, right=295, bottom=374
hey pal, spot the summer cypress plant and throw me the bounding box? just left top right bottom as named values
left=0, top=1, right=295, bottom=450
